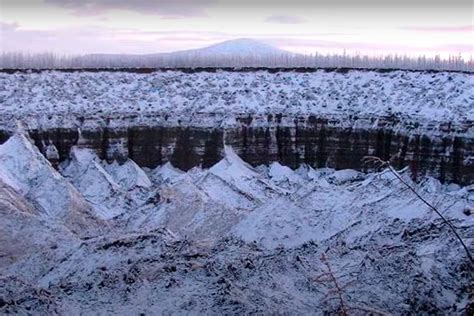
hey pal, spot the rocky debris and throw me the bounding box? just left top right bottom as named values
left=1, top=230, right=472, bottom=314
left=0, top=130, right=473, bottom=314
left=0, top=276, right=62, bottom=315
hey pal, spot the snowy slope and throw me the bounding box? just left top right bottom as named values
left=0, top=179, right=79, bottom=269
left=0, top=132, right=99, bottom=232
left=61, top=147, right=152, bottom=219
left=105, top=160, right=152, bottom=191
left=0, top=70, right=472, bottom=133
left=148, top=162, right=185, bottom=185
left=205, top=145, right=284, bottom=208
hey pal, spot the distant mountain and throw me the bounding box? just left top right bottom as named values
left=79, top=39, right=293, bottom=67
left=164, top=38, right=290, bottom=57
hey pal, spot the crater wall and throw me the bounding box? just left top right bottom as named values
left=1, top=116, right=472, bottom=185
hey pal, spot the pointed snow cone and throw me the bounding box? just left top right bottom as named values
left=149, top=162, right=185, bottom=185
left=104, top=159, right=152, bottom=191
left=266, top=162, right=305, bottom=191
left=205, top=145, right=284, bottom=207
left=210, top=145, right=260, bottom=179
left=0, top=131, right=59, bottom=193
left=0, top=130, right=99, bottom=233
left=62, top=146, right=128, bottom=220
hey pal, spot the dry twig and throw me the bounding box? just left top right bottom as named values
left=362, top=156, right=473, bottom=264
left=314, top=253, right=349, bottom=315
left=314, top=253, right=390, bottom=316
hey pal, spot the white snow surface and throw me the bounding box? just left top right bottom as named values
left=60, top=147, right=127, bottom=219
left=61, top=147, right=154, bottom=219
left=0, top=70, right=472, bottom=133
left=105, top=159, right=152, bottom=190
left=0, top=133, right=96, bottom=229
left=148, top=161, right=185, bottom=185
left=1, top=132, right=473, bottom=314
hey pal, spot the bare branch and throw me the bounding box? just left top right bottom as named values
left=362, top=156, right=473, bottom=264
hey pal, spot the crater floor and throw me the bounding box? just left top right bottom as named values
left=0, top=131, right=473, bottom=314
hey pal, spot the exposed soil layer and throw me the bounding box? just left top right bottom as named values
left=1, top=119, right=472, bottom=184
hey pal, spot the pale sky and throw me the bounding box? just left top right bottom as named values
left=0, top=0, right=473, bottom=57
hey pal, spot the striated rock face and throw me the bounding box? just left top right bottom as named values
left=0, top=116, right=472, bottom=185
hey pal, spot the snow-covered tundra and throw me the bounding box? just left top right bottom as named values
left=0, top=69, right=472, bottom=131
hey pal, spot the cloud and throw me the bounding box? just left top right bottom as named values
left=1, top=22, right=470, bottom=57
left=205, top=0, right=472, bottom=9
left=0, top=22, right=20, bottom=32
left=0, top=23, right=232, bottom=54
left=263, top=37, right=473, bottom=55
left=265, top=15, right=306, bottom=24
left=401, top=25, right=473, bottom=32
left=43, top=0, right=216, bottom=17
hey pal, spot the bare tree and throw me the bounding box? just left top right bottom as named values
left=1, top=51, right=472, bottom=71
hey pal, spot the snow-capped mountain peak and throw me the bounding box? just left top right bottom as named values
left=194, top=38, right=287, bottom=55
left=167, top=38, right=290, bottom=57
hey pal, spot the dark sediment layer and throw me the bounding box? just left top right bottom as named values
left=0, top=118, right=472, bottom=185
left=2, top=67, right=470, bottom=74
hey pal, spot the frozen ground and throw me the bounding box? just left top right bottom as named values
left=1, top=130, right=473, bottom=314
left=0, top=70, right=472, bottom=133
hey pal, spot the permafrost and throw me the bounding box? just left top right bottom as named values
left=0, top=69, right=472, bottom=184
left=0, top=116, right=471, bottom=184
left=1, top=69, right=473, bottom=314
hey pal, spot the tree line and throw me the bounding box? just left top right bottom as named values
left=1, top=51, right=472, bottom=72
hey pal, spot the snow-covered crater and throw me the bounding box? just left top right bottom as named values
left=0, top=130, right=473, bottom=314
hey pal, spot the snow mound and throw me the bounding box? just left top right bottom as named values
left=61, top=147, right=129, bottom=219
left=1, top=135, right=472, bottom=314
left=210, top=145, right=260, bottom=178
left=105, top=159, right=152, bottom=191
left=328, top=169, right=364, bottom=184
left=0, top=179, right=78, bottom=268
left=0, top=133, right=96, bottom=229
left=149, top=162, right=185, bottom=185
left=208, top=145, right=283, bottom=204
left=267, top=162, right=305, bottom=191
